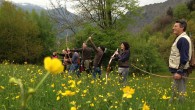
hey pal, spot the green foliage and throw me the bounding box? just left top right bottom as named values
left=71, top=0, right=140, bottom=30
left=0, top=1, right=42, bottom=63
left=29, top=10, right=56, bottom=58
left=73, top=23, right=130, bottom=66
left=0, top=1, right=56, bottom=63
left=2, top=64, right=195, bottom=109
left=173, top=3, right=190, bottom=19
left=129, top=36, right=168, bottom=73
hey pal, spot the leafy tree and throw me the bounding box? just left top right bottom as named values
left=173, top=4, right=190, bottom=19
left=0, top=2, right=43, bottom=63
left=29, top=10, right=56, bottom=58
left=49, top=0, right=141, bottom=32
left=0, top=1, right=56, bottom=63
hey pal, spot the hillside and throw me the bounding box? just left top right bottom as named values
left=127, top=0, right=191, bottom=33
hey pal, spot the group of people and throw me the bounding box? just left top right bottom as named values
left=52, top=37, right=130, bottom=82
left=52, top=19, right=192, bottom=103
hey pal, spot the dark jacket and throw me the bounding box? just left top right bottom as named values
left=116, top=49, right=130, bottom=68
left=71, top=47, right=93, bottom=61
left=89, top=40, right=104, bottom=67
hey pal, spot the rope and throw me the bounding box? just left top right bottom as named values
left=131, top=64, right=195, bottom=80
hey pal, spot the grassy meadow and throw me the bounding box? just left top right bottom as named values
left=1, top=62, right=195, bottom=110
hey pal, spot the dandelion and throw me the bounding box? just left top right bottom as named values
left=142, top=102, right=150, bottom=110
left=44, top=57, right=64, bottom=74
left=122, top=86, right=135, bottom=98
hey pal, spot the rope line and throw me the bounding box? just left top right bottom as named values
left=131, top=64, right=195, bottom=80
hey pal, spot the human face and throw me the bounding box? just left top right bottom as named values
left=172, top=23, right=184, bottom=36
left=120, top=43, right=125, bottom=50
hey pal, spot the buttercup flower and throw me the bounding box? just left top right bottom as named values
left=61, top=90, right=76, bottom=96
left=44, top=57, right=64, bottom=74
left=161, top=95, right=170, bottom=100
left=142, top=102, right=150, bottom=110
left=70, top=106, right=77, bottom=110
left=122, top=86, right=135, bottom=98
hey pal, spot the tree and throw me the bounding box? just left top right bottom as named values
left=0, top=1, right=43, bottom=63
left=173, top=3, right=190, bottom=19
left=49, top=0, right=140, bottom=33
left=30, top=10, right=56, bottom=57
left=0, top=1, right=57, bottom=63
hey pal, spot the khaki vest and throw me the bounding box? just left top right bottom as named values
left=169, top=32, right=192, bottom=69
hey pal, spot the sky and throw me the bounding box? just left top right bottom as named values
left=7, top=0, right=167, bottom=12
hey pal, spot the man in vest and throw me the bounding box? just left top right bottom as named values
left=169, top=20, right=192, bottom=103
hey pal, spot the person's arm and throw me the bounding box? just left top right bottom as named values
left=117, top=50, right=130, bottom=62
left=70, top=48, right=82, bottom=52
left=88, top=37, right=98, bottom=52
left=177, top=37, right=189, bottom=74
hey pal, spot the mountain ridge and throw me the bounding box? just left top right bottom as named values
left=128, top=0, right=192, bottom=33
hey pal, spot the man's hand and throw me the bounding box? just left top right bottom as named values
left=173, top=73, right=182, bottom=79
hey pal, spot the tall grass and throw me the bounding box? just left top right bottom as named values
left=1, top=63, right=195, bottom=110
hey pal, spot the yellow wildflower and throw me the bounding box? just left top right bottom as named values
left=142, top=102, right=150, bottom=110
left=122, top=86, right=135, bottom=98
left=61, top=83, right=65, bottom=87
left=91, top=80, right=94, bottom=84
left=0, top=86, right=5, bottom=90
left=15, top=95, right=20, bottom=99
left=70, top=106, right=77, bottom=110
left=51, top=83, right=55, bottom=88
left=70, top=101, right=76, bottom=105
left=162, top=95, right=170, bottom=100
left=56, top=96, right=60, bottom=101
left=44, top=57, right=64, bottom=74
left=77, top=80, right=82, bottom=85
left=90, top=103, right=94, bottom=107
left=38, top=69, right=42, bottom=75
left=61, top=90, right=76, bottom=96
left=83, top=90, right=88, bottom=94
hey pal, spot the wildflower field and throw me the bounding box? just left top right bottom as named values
left=1, top=62, right=195, bottom=110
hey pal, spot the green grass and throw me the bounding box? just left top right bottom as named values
left=1, top=63, right=195, bottom=110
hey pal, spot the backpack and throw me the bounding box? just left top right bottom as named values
left=188, top=37, right=195, bottom=74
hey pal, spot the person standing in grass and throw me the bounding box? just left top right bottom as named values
left=71, top=42, right=93, bottom=74
left=169, top=20, right=192, bottom=102
left=88, top=37, right=105, bottom=79
left=69, top=51, right=81, bottom=77
left=113, top=42, right=130, bottom=84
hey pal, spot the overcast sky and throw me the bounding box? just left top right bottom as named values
left=7, top=0, right=167, bottom=12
